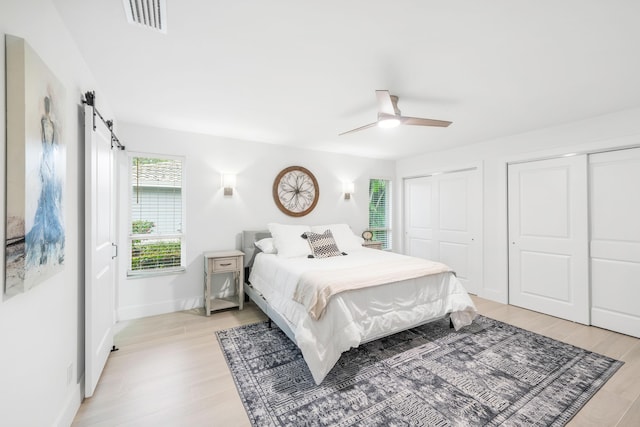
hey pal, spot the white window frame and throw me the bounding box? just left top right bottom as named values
left=127, top=152, right=186, bottom=277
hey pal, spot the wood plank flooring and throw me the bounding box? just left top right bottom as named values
left=72, top=296, right=640, bottom=426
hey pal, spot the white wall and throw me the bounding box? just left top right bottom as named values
left=396, top=107, right=640, bottom=303
left=0, top=1, right=111, bottom=425
left=116, top=122, right=395, bottom=319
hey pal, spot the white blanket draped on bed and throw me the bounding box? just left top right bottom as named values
left=295, top=258, right=452, bottom=320
left=249, top=248, right=477, bottom=384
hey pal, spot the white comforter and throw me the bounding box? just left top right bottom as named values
left=248, top=248, right=477, bottom=384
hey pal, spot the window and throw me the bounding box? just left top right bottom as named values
left=368, top=178, right=392, bottom=249
left=129, top=155, right=185, bottom=275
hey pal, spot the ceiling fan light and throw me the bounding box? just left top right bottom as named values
left=378, top=118, right=400, bottom=128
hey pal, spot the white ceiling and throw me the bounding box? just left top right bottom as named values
left=53, top=0, right=640, bottom=160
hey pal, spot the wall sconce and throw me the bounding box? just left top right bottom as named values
left=222, top=174, right=236, bottom=196
left=343, top=181, right=355, bottom=200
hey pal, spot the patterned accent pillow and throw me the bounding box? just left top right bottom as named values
left=302, top=230, right=345, bottom=258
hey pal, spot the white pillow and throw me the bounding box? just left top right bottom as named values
left=254, top=238, right=277, bottom=254
left=267, top=223, right=311, bottom=258
left=311, top=224, right=364, bottom=251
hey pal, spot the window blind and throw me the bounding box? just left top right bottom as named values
left=368, top=178, right=392, bottom=249
left=130, top=157, right=184, bottom=273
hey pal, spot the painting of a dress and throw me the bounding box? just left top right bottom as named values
left=5, top=35, right=66, bottom=298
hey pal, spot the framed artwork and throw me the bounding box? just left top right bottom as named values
left=4, top=35, right=66, bottom=298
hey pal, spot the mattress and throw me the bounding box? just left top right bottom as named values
left=248, top=248, right=477, bottom=384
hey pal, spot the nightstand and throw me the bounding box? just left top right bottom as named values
left=203, top=250, right=244, bottom=316
left=362, top=240, right=383, bottom=250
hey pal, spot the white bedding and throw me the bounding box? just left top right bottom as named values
left=248, top=248, right=477, bottom=384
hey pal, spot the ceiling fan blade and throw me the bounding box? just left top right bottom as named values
left=401, top=116, right=452, bottom=127
left=339, top=122, right=378, bottom=136
left=375, top=90, right=396, bottom=115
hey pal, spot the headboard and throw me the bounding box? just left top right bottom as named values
left=241, top=229, right=271, bottom=268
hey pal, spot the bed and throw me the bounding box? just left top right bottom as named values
left=242, top=224, right=477, bottom=385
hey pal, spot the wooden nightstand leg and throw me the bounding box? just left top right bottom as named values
left=237, top=271, right=244, bottom=310
left=205, top=273, right=211, bottom=316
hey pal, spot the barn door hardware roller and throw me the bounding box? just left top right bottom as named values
left=82, top=91, right=125, bottom=151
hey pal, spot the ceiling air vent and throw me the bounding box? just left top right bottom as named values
left=123, top=0, right=167, bottom=33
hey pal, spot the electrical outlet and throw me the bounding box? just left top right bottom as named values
left=67, top=363, right=73, bottom=385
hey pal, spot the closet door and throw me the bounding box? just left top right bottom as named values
left=437, top=173, right=481, bottom=294
left=590, top=148, right=640, bottom=338
left=404, top=170, right=481, bottom=294
left=508, top=156, right=589, bottom=324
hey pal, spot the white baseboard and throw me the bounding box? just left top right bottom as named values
left=117, top=296, right=203, bottom=320
left=54, top=380, right=83, bottom=427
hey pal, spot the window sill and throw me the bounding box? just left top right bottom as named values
left=127, top=267, right=186, bottom=279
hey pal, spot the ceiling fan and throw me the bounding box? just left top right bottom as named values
left=339, top=90, right=452, bottom=136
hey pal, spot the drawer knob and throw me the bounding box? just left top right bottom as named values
left=220, top=263, right=232, bottom=266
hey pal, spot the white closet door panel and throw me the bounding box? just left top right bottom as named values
left=404, top=170, right=481, bottom=294
left=439, top=177, right=467, bottom=232
left=590, top=147, right=640, bottom=338
left=440, top=242, right=468, bottom=279
left=518, top=166, right=570, bottom=238
left=404, top=177, right=433, bottom=250
left=591, top=151, right=640, bottom=242
left=517, top=238, right=573, bottom=253
left=519, top=251, right=571, bottom=302
left=592, top=259, right=640, bottom=337
left=409, top=183, right=432, bottom=231
left=591, top=241, right=640, bottom=264
left=409, top=239, right=432, bottom=260
left=437, top=173, right=479, bottom=294
left=508, top=156, right=589, bottom=324
left=592, top=259, right=640, bottom=314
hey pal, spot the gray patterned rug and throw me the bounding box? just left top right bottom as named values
left=216, top=316, right=623, bottom=426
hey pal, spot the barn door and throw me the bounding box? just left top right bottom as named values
left=84, top=105, right=117, bottom=397
left=507, top=156, right=589, bottom=324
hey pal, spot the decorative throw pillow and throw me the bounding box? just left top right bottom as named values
left=302, top=230, right=345, bottom=258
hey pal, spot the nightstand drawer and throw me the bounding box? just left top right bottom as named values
left=211, top=257, right=238, bottom=272
left=362, top=241, right=383, bottom=250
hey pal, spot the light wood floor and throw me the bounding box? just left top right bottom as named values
left=72, top=296, right=640, bottom=426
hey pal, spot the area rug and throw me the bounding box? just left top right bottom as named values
left=216, top=316, right=623, bottom=426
